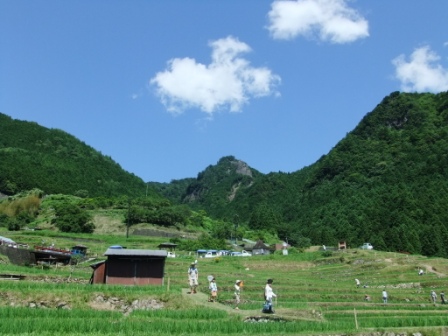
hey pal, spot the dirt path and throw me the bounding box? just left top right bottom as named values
left=181, top=288, right=322, bottom=322
left=181, top=288, right=249, bottom=315
left=422, top=264, right=446, bottom=277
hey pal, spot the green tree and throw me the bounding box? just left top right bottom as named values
left=52, top=203, right=94, bottom=233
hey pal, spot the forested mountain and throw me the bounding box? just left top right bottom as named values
left=149, top=156, right=263, bottom=216
left=155, top=91, right=448, bottom=257
left=0, top=113, right=159, bottom=198
left=3, top=91, right=448, bottom=257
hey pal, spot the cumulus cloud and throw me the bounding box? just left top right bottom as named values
left=392, top=46, right=448, bottom=93
left=150, top=36, right=280, bottom=115
left=267, top=0, right=369, bottom=44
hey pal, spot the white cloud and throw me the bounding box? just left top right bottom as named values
left=150, top=36, right=280, bottom=115
left=267, top=0, right=369, bottom=44
left=392, top=46, right=448, bottom=93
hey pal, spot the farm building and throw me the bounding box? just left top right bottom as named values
left=157, top=242, right=177, bottom=251
left=71, top=245, right=87, bottom=257
left=251, top=240, right=272, bottom=255
left=90, top=249, right=168, bottom=285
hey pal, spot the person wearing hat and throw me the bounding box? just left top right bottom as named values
left=234, top=280, right=243, bottom=309
left=264, top=279, right=277, bottom=313
left=187, top=262, right=199, bottom=294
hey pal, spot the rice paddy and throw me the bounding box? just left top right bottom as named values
left=1, top=240, right=448, bottom=335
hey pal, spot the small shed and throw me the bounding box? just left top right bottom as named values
left=71, top=245, right=87, bottom=257
left=90, top=249, right=168, bottom=286
left=158, top=242, right=177, bottom=251
left=252, top=240, right=271, bottom=255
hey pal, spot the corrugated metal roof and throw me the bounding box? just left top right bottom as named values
left=104, top=249, right=168, bottom=257
left=0, top=236, right=16, bottom=244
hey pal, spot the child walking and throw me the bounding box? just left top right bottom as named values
left=208, top=277, right=218, bottom=302
left=234, top=280, right=243, bottom=309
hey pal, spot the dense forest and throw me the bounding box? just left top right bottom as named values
left=152, top=91, right=448, bottom=257
left=2, top=91, right=448, bottom=257
left=0, top=113, right=159, bottom=198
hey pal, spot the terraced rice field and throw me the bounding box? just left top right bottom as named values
left=1, top=248, right=447, bottom=335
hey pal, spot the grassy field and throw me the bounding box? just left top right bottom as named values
left=1, top=228, right=448, bottom=336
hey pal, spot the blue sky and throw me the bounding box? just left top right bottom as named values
left=1, top=1, right=447, bottom=183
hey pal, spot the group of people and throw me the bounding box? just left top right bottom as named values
left=353, top=277, right=446, bottom=305
left=188, top=262, right=243, bottom=307
left=431, top=290, right=446, bottom=304
left=187, top=262, right=277, bottom=313
left=369, top=289, right=446, bottom=305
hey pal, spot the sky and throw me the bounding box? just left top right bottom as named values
left=1, top=1, right=448, bottom=183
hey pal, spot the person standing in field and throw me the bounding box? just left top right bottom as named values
left=355, top=279, right=360, bottom=288
left=234, top=280, right=242, bottom=309
left=208, top=277, right=218, bottom=302
left=208, top=278, right=218, bottom=302
left=440, top=291, right=446, bottom=304
left=382, top=290, right=388, bottom=304
left=188, top=262, right=199, bottom=294
left=431, top=290, right=437, bottom=304
left=264, top=279, right=277, bottom=313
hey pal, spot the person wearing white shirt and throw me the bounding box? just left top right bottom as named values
left=382, top=290, right=388, bottom=304
left=188, top=263, right=199, bottom=294
left=264, top=279, right=277, bottom=313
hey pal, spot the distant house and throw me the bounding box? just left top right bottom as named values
left=90, top=249, right=168, bottom=285
left=158, top=242, right=178, bottom=251
left=158, top=242, right=178, bottom=258
left=252, top=240, right=271, bottom=255
left=273, top=242, right=290, bottom=251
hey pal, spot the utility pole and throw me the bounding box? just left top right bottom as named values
left=234, top=214, right=239, bottom=244
left=126, top=198, right=131, bottom=238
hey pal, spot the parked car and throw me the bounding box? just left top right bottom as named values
left=167, top=252, right=176, bottom=258
left=204, top=250, right=218, bottom=258
left=230, top=250, right=252, bottom=257
left=360, top=243, right=373, bottom=250
left=241, top=250, right=252, bottom=257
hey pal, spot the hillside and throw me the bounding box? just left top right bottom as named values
left=0, top=113, right=160, bottom=198
left=149, top=156, right=263, bottom=216
left=3, top=91, right=448, bottom=257
left=156, top=91, right=448, bottom=257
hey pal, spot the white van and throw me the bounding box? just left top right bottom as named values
left=204, top=250, right=218, bottom=258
